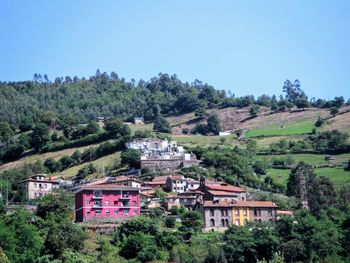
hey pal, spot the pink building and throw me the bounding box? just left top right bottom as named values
left=74, top=184, right=140, bottom=223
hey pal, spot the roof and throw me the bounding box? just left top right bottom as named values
left=74, top=184, right=140, bottom=194
left=114, top=176, right=141, bottom=183
left=144, top=181, right=166, bottom=185
left=203, top=200, right=277, bottom=208
left=167, top=175, right=184, bottom=181
left=277, top=210, right=293, bottom=215
left=205, top=184, right=245, bottom=193
left=207, top=190, right=239, bottom=196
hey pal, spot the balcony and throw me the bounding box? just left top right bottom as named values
left=92, top=195, right=103, bottom=199
left=120, top=194, right=130, bottom=199
left=93, top=203, right=103, bottom=208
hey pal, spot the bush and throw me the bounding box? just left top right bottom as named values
left=121, top=149, right=141, bottom=169
left=153, top=115, right=171, bottom=133
left=164, top=217, right=176, bottom=228
left=59, top=156, right=75, bottom=170
left=44, top=158, right=62, bottom=173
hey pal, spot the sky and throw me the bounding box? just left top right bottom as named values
left=0, top=0, right=349, bottom=99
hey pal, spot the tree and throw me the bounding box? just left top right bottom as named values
left=286, top=161, right=316, bottom=198
left=153, top=115, right=171, bottom=133
left=104, top=118, right=124, bottom=138
left=249, top=105, right=260, bottom=118
left=0, top=122, right=14, bottom=144
left=223, top=225, right=257, bottom=263
left=283, top=79, right=307, bottom=104
left=18, top=117, right=34, bottom=132
left=44, top=158, right=62, bottom=173
left=330, top=106, right=339, bottom=116
left=181, top=211, right=203, bottom=232
left=121, top=149, right=140, bottom=169
left=85, top=121, right=100, bottom=135
left=36, top=190, right=73, bottom=219
left=59, top=156, right=75, bottom=169
left=165, top=216, right=176, bottom=228
left=30, top=123, right=49, bottom=151
left=207, top=114, right=221, bottom=135
left=282, top=239, right=306, bottom=262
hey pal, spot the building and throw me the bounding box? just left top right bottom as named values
left=203, top=200, right=278, bottom=231
left=199, top=178, right=247, bottom=202
left=143, top=176, right=168, bottom=189
left=165, top=175, right=186, bottom=193
left=19, top=174, right=60, bottom=200
left=74, top=184, right=140, bottom=223
left=112, top=176, right=141, bottom=188
left=133, top=117, right=145, bottom=125
left=185, top=178, right=200, bottom=191
left=126, top=138, right=200, bottom=172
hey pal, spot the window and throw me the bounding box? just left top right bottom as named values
left=123, top=209, right=128, bottom=215
left=243, top=208, right=247, bottom=216
left=86, top=210, right=91, bottom=214
left=235, top=209, right=239, bottom=216
left=34, top=183, right=37, bottom=188
left=221, top=210, right=228, bottom=216
left=105, top=201, right=109, bottom=205
left=114, top=210, right=118, bottom=214
left=114, top=201, right=118, bottom=205
left=86, top=201, right=91, bottom=205
left=268, top=208, right=272, bottom=216
left=114, top=191, right=117, bottom=196
left=96, top=210, right=101, bottom=215
left=254, top=209, right=258, bottom=216
left=258, top=209, right=261, bottom=216
left=235, top=219, right=240, bottom=226
left=132, top=201, right=136, bottom=206
left=106, top=210, right=110, bottom=215
left=210, top=219, right=215, bottom=227
left=225, top=219, right=229, bottom=226
left=93, top=191, right=102, bottom=197
left=221, top=219, right=225, bottom=226
left=210, top=209, right=215, bottom=216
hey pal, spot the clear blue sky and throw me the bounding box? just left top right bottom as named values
left=1, top=0, right=349, bottom=99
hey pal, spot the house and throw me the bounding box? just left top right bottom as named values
left=165, top=175, right=186, bottom=193
left=185, top=178, right=200, bottom=191
left=178, top=193, right=199, bottom=210
left=199, top=178, right=247, bottom=202
left=112, top=176, right=141, bottom=188
left=74, top=184, right=140, bottom=223
left=19, top=174, right=60, bottom=200
left=133, top=117, right=144, bottom=125
left=203, top=200, right=277, bottom=231
left=166, top=194, right=181, bottom=210
left=126, top=138, right=200, bottom=172
left=143, top=175, right=168, bottom=189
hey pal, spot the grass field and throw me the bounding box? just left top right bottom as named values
left=254, top=135, right=306, bottom=149
left=258, top=153, right=350, bottom=166
left=246, top=120, right=315, bottom=138
left=61, top=152, right=121, bottom=179
left=265, top=167, right=350, bottom=188
left=172, top=134, right=237, bottom=147
left=128, top=123, right=154, bottom=134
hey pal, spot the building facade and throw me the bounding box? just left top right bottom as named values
left=19, top=174, right=60, bottom=200
left=75, top=184, right=140, bottom=223
left=203, top=200, right=278, bottom=231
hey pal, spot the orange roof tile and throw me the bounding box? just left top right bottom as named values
left=203, top=200, right=277, bottom=208
left=206, top=184, right=245, bottom=192
left=207, top=190, right=240, bottom=196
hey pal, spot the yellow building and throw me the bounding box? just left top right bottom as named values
left=232, top=206, right=250, bottom=226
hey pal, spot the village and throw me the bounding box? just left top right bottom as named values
left=18, top=137, right=290, bottom=232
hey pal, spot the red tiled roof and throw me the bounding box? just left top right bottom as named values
left=144, top=181, right=166, bottom=185
left=206, top=184, right=245, bottom=192
left=167, top=175, right=184, bottom=181
left=75, top=184, right=140, bottom=193
left=203, top=200, right=277, bottom=208
left=207, top=190, right=239, bottom=196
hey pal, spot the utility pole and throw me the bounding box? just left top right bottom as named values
left=299, top=172, right=309, bottom=209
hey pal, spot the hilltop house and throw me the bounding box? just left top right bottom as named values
left=126, top=138, right=200, bottom=172
left=19, top=174, right=60, bottom=200
left=74, top=184, right=140, bottom=223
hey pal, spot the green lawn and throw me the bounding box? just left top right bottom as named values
left=265, top=167, right=350, bottom=188
left=128, top=123, right=154, bottom=134
left=315, top=167, right=350, bottom=187
left=246, top=120, right=315, bottom=138
left=172, top=134, right=237, bottom=147
left=258, top=153, right=350, bottom=166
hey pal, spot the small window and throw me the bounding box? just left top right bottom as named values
left=114, top=201, right=118, bottom=205
left=243, top=208, right=247, bottom=216
left=221, top=219, right=225, bottom=226
left=210, top=209, right=215, bottom=216
left=106, top=210, right=110, bottom=214
left=86, top=201, right=91, bottom=205
left=123, top=209, right=128, bottom=215
left=132, top=201, right=136, bottom=206
left=235, top=219, right=240, bottom=226
left=268, top=208, right=272, bottom=216
left=254, top=209, right=258, bottom=216
left=105, top=201, right=109, bottom=205
left=114, top=210, right=118, bottom=214
left=86, top=210, right=91, bottom=214
left=235, top=209, right=239, bottom=216
left=96, top=210, right=101, bottom=215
